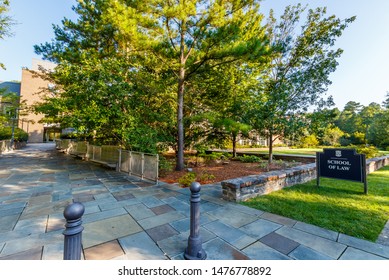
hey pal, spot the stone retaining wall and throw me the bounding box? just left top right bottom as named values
left=0, top=140, right=27, bottom=154
left=221, top=155, right=389, bottom=202
left=0, top=140, right=11, bottom=154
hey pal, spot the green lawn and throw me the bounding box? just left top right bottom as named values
left=239, top=147, right=389, bottom=157
left=238, top=147, right=322, bottom=156
left=242, top=165, right=389, bottom=242
left=272, top=148, right=322, bottom=156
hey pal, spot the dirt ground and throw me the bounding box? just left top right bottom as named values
left=159, top=158, right=304, bottom=185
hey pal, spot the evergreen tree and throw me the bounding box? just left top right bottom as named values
left=34, top=0, right=176, bottom=151
left=368, top=110, right=389, bottom=149
left=106, top=0, right=270, bottom=170
left=34, top=0, right=270, bottom=163
left=382, top=92, right=389, bottom=109
left=189, top=62, right=259, bottom=157
left=360, top=102, right=382, bottom=144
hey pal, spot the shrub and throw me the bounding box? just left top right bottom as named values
left=322, top=127, right=344, bottom=146
left=347, top=145, right=379, bottom=159
left=351, top=132, right=366, bottom=145
left=356, top=146, right=379, bottom=159
left=198, top=171, right=216, bottom=183
left=178, top=172, right=196, bottom=187
left=158, top=156, right=174, bottom=177
left=237, top=155, right=262, bottom=163
left=186, top=156, right=206, bottom=167
left=197, top=152, right=228, bottom=162
left=339, top=137, right=352, bottom=146
left=299, top=134, right=319, bottom=148
left=0, top=127, right=28, bottom=141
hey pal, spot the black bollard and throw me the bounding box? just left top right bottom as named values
left=63, top=202, right=85, bottom=260
left=184, top=182, right=207, bottom=260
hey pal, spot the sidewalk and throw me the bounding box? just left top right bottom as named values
left=1, top=143, right=389, bottom=260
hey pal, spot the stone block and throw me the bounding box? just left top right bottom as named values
left=240, top=219, right=283, bottom=239
left=84, top=240, right=124, bottom=260
left=203, top=238, right=250, bottom=260
left=146, top=224, right=179, bottom=242
left=260, top=232, right=299, bottom=255
left=83, top=214, right=142, bottom=248
left=289, top=245, right=333, bottom=260
left=276, top=226, right=346, bottom=259
left=204, top=220, right=247, bottom=243
left=338, top=233, right=389, bottom=259
left=339, top=247, right=386, bottom=260
left=242, top=241, right=290, bottom=260
left=293, top=221, right=338, bottom=241
left=0, top=246, right=43, bottom=260
left=119, top=232, right=166, bottom=260
left=125, top=203, right=155, bottom=221
left=137, top=211, right=185, bottom=230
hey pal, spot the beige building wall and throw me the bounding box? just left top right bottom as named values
left=19, top=69, right=48, bottom=143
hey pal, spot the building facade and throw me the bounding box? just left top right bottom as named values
left=18, top=59, right=60, bottom=143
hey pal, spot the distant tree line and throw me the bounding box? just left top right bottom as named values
left=299, top=93, right=389, bottom=151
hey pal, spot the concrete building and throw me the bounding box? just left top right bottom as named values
left=18, top=59, right=60, bottom=143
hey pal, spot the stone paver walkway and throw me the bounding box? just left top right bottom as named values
left=1, top=143, right=389, bottom=260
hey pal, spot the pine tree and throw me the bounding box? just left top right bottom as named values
left=106, top=0, right=270, bottom=170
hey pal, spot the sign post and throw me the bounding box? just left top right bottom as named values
left=316, top=148, right=367, bottom=194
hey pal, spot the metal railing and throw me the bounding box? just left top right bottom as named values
left=87, top=145, right=119, bottom=163
left=55, top=140, right=159, bottom=182
left=69, top=141, right=88, bottom=158
left=118, top=150, right=159, bottom=181
left=55, top=139, right=72, bottom=151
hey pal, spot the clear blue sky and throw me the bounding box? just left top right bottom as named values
left=1, top=0, right=388, bottom=110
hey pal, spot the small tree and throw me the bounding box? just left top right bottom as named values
left=368, top=110, right=389, bottom=149
left=0, top=89, right=26, bottom=130
left=0, top=0, right=14, bottom=69
left=360, top=102, right=382, bottom=144
left=322, top=126, right=344, bottom=146
left=300, top=134, right=319, bottom=148
left=188, top=62, right=260, bottom=157
left=306, top=108, right=340, bottom=142
left=250, top=4, right=355, bottom=163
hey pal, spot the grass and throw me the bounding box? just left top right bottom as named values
left=238, top=147, right=322, bottom=156
left=272, top=148, right=322, bottom=156
left=239, top=147, right=389, bottom=157
left=242, top=165, right=389, bottom=242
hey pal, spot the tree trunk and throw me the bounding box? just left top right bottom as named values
left=232, top=134, right=237, bottom=158
left=268, top=133, right=273, bottom=165
left=176, top=69, right=185, bottom=171
left=176, top=25, right=186, bottom=171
